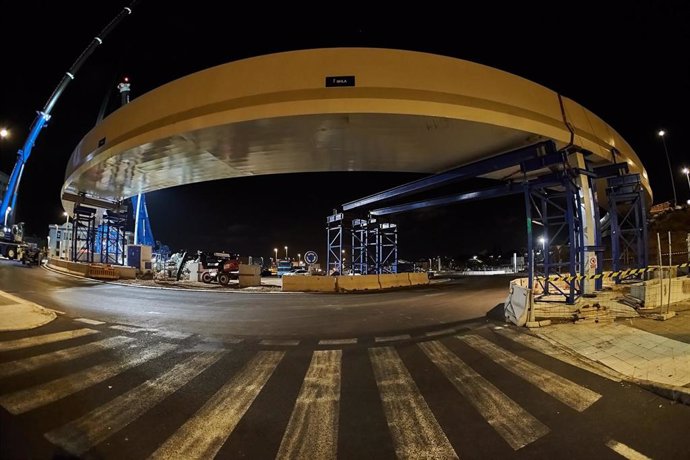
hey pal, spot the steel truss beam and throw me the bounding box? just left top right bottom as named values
left=343, top=141, right=556, bottom=211
left=606, top=174, right=648, bottom=281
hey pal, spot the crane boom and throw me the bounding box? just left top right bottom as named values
left=0, top=1, right=140, bottom=225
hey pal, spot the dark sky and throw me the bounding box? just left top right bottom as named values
left=1, top=1, right=688, bottom=262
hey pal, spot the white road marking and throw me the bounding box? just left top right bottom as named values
left=424, top=329, right=457, bottom=337
left=375, top=334, right=411, bottom=343
left=154, top=330, right=192, bottom=340
left=260, top=339, right=300, bottom=346
left=109, top=325, right=147, bottom=333
left=74, top=318, right=105, bottom=325
left=0, top=328, right=99, bottom=352
left=45, top=351, right=225, bottom=456
left=276, top=350, right=342, bottom=459
left=460, top=335, right=602, bottom=412
left=493, top=328, right=622, bottom=382
left=318, top=338, right=358, bottom=345
left=46, top=308, right=66, bottom=315
left=0, top=343, right=177, bottom=414
left=369, top=347, right=458, bottom=460
left=149, top=351, right=285, bottom=460
left=419, top=341, right=549, bottom=450
left=0, top=336, right=135, bottom=378
left=606, top=439, right=652, bottom=460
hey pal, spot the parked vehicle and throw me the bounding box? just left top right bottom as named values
left=198, top=251, right=240, bottom=285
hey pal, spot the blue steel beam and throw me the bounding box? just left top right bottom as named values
left=342, top=141, right=557, bottom=211
left=370, top=174, right=563, bottom=216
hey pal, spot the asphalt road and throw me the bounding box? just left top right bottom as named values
left=1, top=261, right=689, bottom=459
left=0, top=260, right=513, bottom=339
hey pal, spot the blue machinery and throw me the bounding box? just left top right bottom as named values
left=327, top=140, right=649, bottom=304
left=0, top=2, right=138, bottom=227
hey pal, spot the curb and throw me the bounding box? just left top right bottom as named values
left=631, top=379, right=690, bottom=406
left=42, top=264, right=290, bottom=295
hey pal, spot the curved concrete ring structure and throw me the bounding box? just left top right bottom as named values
left=63, top=48, right=651, bottom=205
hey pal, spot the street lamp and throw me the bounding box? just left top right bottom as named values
left=63, top=211, right=70, bottom=226
left=658, top=130, right=678, bottom=207
left=274, top=247, right=278, bottom=262
left=538, top=236, right=546, bottom=250
left=284, top=246, right=288, bottom=259
left=682, top=167, right=690, bottom=196
left=0, top=128, right=8, bottom=139
left=297, top=253, right=301, bottom=263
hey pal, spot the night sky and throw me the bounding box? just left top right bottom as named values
left=1, top=1, right=688, bottom=262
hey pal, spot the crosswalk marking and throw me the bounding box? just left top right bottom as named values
left=109, top=325, right=147, bottom=333
left=425, top=328, right=457, bottom=337
left=0, top=328, right=99, bottom=352
left=493, top=328, right=622, bottom=382
left=276, top=350, right=342, bottom=460
left=154, top=330, right=192, bottom=340
left=369, top=347, right=458, bottom=460
left=375, top=334, right=411, bottom=343
left=419, top=341, right=549, bottom=450
left=45, top=351, right=225, bottom=456
left=149, top=351, right=285, bottom=460
left=0, top=343, right=177, bottom=415
left=260, top=339, right=300, bottom=346
left=74, top=318, right=105, bottom=325
left=459, top=335, right=602, bottom=412
left=318, top=338, right=358, bottom=345
left=606, top=439, right=652, bottom=460
left=0, top=336, right=135, bottom=378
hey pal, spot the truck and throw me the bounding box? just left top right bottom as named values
left=0, top=222, right=41, bottom=265
left=1, top=222, right=26, bottom=260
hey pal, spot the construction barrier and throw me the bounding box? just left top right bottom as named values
left=337, top=274, right=380, bottom=292
left=48, top=257, right=90, bottom=276
left=408, top=272, right=431, bottom=286
left=504, top=278, right=532, bottom=327
left=539, top=262, right=690, bottom=283
left=113, top=266, right=137, bottom=279
left=238, top=264, right=261, bottom=288
left=282, top=275, right=337, bottom=292
left=87, top=264, right=119, bottom=280
left=378, top=273, right=411, bottom=289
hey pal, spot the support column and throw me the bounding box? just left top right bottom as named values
left=570, top=152, right=598, bottom=294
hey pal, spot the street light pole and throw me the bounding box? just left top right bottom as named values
left=682, top=167, right=690, bottom=196
left=658, top=130, right=678, bottom=207
left=274, top=248, right=278, bottom=263
left=284, top=246, right=288, bottom=259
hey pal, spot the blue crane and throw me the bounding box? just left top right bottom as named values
left=0, top=1, right=140, bottom=226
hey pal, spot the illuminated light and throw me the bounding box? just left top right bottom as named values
left=0, top=128, right=8, bottom=138
left=124, top=76, right=129, bottom=82
left=682, top=167, right=689, bottom=175
left=658, top=130, right=665, bottom=137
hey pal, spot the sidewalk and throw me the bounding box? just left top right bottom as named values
left=530, top=305, right=690, bottom=404
left=0, top=290, right=57, bottom=332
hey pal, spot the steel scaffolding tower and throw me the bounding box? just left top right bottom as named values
left=606, top=173, right=648, bottom=281
left=326, top=213, right=347, bottom=274
left=71, top=206, right=97, bottom=263
left=525, top=173, right=585, bottom=304
left=351, top=218, right=368, bottom=274
left=97, top=210, right=127, bottom=265
left=367, top=220, right=398, bottom=274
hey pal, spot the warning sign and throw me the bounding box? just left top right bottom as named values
left=588, top=256, right=597, bottom=269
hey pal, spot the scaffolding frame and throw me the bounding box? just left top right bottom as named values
left=525, top=173, right=585, bottom=304
left=351, top=218, right=368, bottom=274
left=607, top=173, right=648, bottom=282
left=326, top=213, right=347, bottom=274
left=71, top=206, right=96, bottom=263
left=98, top=210, right=127, bottom=265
